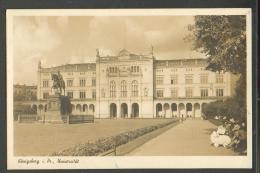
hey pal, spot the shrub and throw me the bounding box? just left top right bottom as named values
left=202, top=98, right=244, bottom=121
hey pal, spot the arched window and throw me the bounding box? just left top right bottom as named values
left=132, top=80, right=138, bottom=97
left=110, top=81, right=116, bottom=97
left=121, top=80, right=127, bottom=97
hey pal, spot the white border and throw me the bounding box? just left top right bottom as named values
left=7, top=8, right=252, bottom=169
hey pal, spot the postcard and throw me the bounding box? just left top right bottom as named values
left=7, top=8, right=252, bottom=169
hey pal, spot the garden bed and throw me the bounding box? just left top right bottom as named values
left=52, top=119, right=179, bottom=156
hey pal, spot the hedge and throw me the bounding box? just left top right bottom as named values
left=52, top=119, right=178, bottom=156
left=202, top=98, right=245, bottom=121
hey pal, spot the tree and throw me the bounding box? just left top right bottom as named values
left=189, top=16, right=246, bottom=75
left=189, top=16, right=247, bottom=120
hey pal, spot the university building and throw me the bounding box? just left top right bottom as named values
left=34, top=49, right=237, bottom=118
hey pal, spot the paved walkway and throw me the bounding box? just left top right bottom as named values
left=128, top=119, right=236, bottom=156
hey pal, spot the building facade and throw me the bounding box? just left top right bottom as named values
left=34, top=49, right=237, bottom=118
left=14, top=84, right=37, bottom=101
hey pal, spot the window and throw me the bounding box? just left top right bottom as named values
left=101, top=88, right=105, bottom=98
left=92, top=78, right=96, bottom=86
left=79, top=91, right=86, bottom=99
left=121, top=80, right=127, bottom=97
left=200, top=75, right=208, bottom=84
left=171, top=75, right=178, bottom=85
left=171, top=88, right=178, bottom=98
left=185, top=75, right=193, bottom=84
left=80, top=72, right=85, bottom=75
left=67, top=92, right=73, bottom=99
left=132, top=80, right=138, bottom=97
left=171, top=68, right=177, bottom=72
left=110, top=81, right=116, bottom=97
left=131, top=66, right=140, bottom=73
left=43, top=80, right=49, bottom=87
left=67, top=80, right=73, bottom=87
left=156, top=76, right=164, bottom=85
left=144, top=88, right=148, bottom=97
left=156, top=68, right=163, bottom=73
left=156, top=89, right=164, bottom=98
left=186, top=68, right=192, bottom=71
left=43, top=92, right=49, bottom=99
left=109, top=67, right=118, bottom=73
left=200, top=89, right=208, bottom=97
left=216, top=74, right=224, bottom=83
left=216, top=88, right=224, bottom=97
left=92, top=90, right=96, bottom=99
left=79, top=79, right=86, bottom=87
left=185, top=88, right=193, bottom=98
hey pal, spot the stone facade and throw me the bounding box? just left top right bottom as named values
left=14, top=84, right=37, bottom=101
left=34, top=49, right=237, bottom=118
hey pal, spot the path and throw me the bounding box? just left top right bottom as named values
left=128, top=119, right=236, bottom=156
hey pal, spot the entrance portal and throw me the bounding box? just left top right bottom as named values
left=156, top=103, right=162, bottom=118
left=178, top=103, right=185, bottom=117
left=110, top=103, right=117, bottom=118
left=131, top=103, right=139, bottom=118
left=194, top=103, right=200, bottom=117
left=121, top=103, right=128, bottom=118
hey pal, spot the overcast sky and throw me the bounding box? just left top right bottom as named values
left=13, top=16, right=205, bottom=85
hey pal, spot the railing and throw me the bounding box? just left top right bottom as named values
left=18, top=114, right=38, bottom=123
left=107, top=71, right=142, bottom=77
left=100, top=137, right=118, bottom=156
left=67, top=115, right=94, bottom=124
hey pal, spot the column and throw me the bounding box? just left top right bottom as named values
left=127, top=103, right=130, bottom=118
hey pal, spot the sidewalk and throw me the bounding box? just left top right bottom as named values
left=128, top=119, right=236, bottom=156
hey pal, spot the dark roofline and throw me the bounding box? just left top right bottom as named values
left=14, top=84, right=37, bottom=88
left=41, top=63, right=96, bottom=70
left=155, top=58, right=207, bottom=62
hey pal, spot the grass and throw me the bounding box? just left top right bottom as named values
left=14, top=118, right=173, bottom=156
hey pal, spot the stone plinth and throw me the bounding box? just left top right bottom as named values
left=44, top=94, right=65, bottom=123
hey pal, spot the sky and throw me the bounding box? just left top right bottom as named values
left=13, top=16, right=205, bottom=85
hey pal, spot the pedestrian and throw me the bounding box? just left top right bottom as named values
left=181, top=114, right=184, bottom=123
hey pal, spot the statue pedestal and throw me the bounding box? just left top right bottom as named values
left=44, top=94, right=66, bottom=123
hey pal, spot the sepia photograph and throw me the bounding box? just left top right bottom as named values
left=6, top=9, right=252, bottom=169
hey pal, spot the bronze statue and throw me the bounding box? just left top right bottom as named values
left=51, top=71, right=65, bottom=95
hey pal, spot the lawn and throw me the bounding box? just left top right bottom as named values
left=14, top=119, right=172, bottom=156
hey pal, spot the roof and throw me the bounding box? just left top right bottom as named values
left=40, top=63, right=96, bottom=72
left=118, top=49, right=130, bottom=56
left=99, top=49, right=153, bottom=62
left=155, top=58, right=208, bottom=68
left=14, top=84, right=37, bottom=89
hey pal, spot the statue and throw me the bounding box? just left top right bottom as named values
left=51, top=71, right=65, bottom=95
left=96, top=48, right=100, bottom=57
